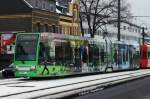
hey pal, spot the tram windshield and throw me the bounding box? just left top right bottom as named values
left=15, top=34, right=39, bottom=61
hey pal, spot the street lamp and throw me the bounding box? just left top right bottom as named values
left=117, top=0, right=121, bottom=41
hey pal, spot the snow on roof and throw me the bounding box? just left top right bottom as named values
left=56, top=1, right=67, bottom=8
left=56, top=8, right=62, bottom=14
left=56, top=1, right=60, bottom=6
left=23, top=0, right=33, bottom=8
left=66, top=12, right=72, bottom=16
left=71, top=0, right=74, bottom=3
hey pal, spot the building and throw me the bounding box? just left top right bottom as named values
left=83, top=19, right=141, bottom=48
left=56, top=0, right=81, bottom=36
left=107, top=21, right=141, bottom=45
left=0, top=0, right=59, bottom=33
left=0, top=0, right=82, bottom=69
left=0, top=0, right=60, bottom=70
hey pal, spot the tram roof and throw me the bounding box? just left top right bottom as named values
left=41, top=33, right=84, bottom=41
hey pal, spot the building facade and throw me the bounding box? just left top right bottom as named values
left=0, top=0, right=59, bottom=69
left=57, top=0, right=81, bottom=36
left=0, top=0, right=59, bottom=33
left=83, top=20, right=141, bottom=47
left=0, top=0, right=81, bottom=69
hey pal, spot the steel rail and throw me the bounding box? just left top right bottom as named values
left=0, top=70, right=150, bottom=98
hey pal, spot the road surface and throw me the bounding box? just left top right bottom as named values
left=73, top=77, right=150, bottom=99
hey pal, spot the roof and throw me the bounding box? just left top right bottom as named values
left=0, top=0, right=56, bottom=14
left=0, top=0, right=32, bottom=14
left=56, top=0, right=72, bottom=7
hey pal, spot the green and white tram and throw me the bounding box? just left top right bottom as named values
left=14, top=33, right=110, bottom=77
left=14, top=33, right=139, bottom=78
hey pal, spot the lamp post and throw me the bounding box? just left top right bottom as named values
left=0, top=34, right=2, bottom=55
left=142, top=27, right=145, bottom=44
left=117, top=0, right=121, bottom=69
left=117, top=0, right=121, bottom=41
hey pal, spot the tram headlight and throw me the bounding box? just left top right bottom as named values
left=30, top=66, right=36, bottom=71
left=2, top=69, right=5, bottom=72
left=15, top=66, right=18, bottom=71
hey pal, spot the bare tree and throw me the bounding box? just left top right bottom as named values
left=80, top=0, right=132, bottom=38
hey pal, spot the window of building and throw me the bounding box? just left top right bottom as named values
left=99, top=31, right=100, bottom=35
left=52, top=25, right=56, bottom=33
left=42, top=1, right=46, bottom=9
left=98, top=30, right=101, bottom=35
left=43, top=24, right=48, bottom=32
left=70, top=27, right=72, bottom=35
left=139, top=29, right=141, bottom=33
left=132, top=28, right=134, bottom=32
left=67, top=26, right=69, bottom=35
left=114, top=24, right=117, bottom=27
left=49, top=26, right=52, bottom=32
left=73, top=10, right=78, bottom=21
left=128, top=27, right=130, bottom=30
left=35, top=0, right=38, bottom=8
left=62, top=26, right=65, bottom=34
left=59, top=25, right=62, bottom=34
left=135, top=29, right=137, bottom=33
left=129, top=27, right=131, bottom=32
left=36, top=23, right=41, bottom=32
left=123, top=26, right=126, bottom=30
left=49, top=4, right=55, bottom=12
left=74, top=27, right=77, bottom=35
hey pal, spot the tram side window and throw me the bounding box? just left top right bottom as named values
left=80, top=46, right=88, bottom=63
left=94, top=47, right=100, bottom=60
left=39, top=42, right=50, bottom=64
left=55, top=45, right=63, bottom=65
left=100, top=49, right=105, bottom=63
left=88, top=45, right=93, bottom=63
left=74, top=47, right=81, bottom=67
left=64, top=45, right=72, bottom=65
left=39, top=43, right=45, bottom=63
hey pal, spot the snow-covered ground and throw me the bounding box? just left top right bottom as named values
left=0, top=69, right=150, bottom=99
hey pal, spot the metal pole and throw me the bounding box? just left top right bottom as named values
left=0, top=34, right=1, bottom=54
left=142, top=27, right=145, bottom=44
left=117, top=0, right=121, bottom=41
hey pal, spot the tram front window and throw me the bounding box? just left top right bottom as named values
left=15, top=34, right=39, bottom=61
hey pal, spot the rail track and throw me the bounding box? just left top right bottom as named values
left=0, top=69, right=150, bottom=99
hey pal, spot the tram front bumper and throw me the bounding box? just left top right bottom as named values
left=15, top=67, right=37, bottom=77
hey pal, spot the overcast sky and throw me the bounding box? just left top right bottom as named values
left=128, top=0, right=150, bottom=25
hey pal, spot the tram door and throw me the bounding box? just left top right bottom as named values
left=118, top=47, right=125, bottom=69
left=140, top=44, right=148, bottom=68
left=114, top=44, right=130, bottom=70
left=55, top=41, right=70, bottom=66
left=122, top=45, right=130, bottom=69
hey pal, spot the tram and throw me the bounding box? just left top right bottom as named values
left=140, top=43, right=150, bottom=68
left=14, top=33, right=140, bottom=78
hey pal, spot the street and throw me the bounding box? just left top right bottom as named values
left=73, top=76, right=150, bottom=99
left=0, top=0, right=150, bottom=98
